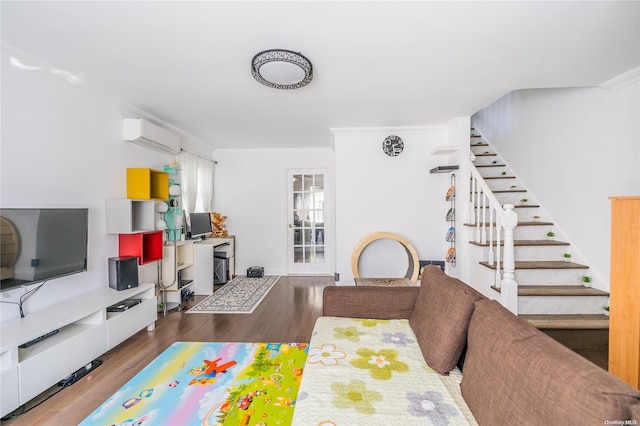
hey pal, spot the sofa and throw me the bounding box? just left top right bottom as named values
left=292, top=266, right=640, bottom=425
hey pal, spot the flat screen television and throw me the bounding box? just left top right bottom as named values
left=0, top=208, right=88, bottom=292
left=188, top=212, right=212, bottom=240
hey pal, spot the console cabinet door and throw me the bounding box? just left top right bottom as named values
left=609, top=195, right=640, bottom=389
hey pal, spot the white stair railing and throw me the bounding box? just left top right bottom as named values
left=467, top=157, right=519, bottom=314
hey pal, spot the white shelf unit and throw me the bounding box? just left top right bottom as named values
left=105, top=198, right=156, bottom=233
left=162, top=240, right=195, bottom=292
left=430, top=146, right=460, bottom=155
left=0, top=284, right=156, bottom=417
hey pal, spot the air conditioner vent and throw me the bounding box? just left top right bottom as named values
left=123, top=118, right=181, bottom=154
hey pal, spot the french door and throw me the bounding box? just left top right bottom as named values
left=287, top=169, right=333, bottom=275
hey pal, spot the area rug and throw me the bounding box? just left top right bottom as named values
left=188, top=275, right=280, bottom=314
left=79, top=341, right=309, bottom=426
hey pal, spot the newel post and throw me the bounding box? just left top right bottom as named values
left=500, top=204, right=518, bottom=314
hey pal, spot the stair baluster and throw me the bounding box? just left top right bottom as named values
left=469, top=176, right=476, bottom=225
left=481, top=192, right=487, bottom=244
left=475, top=185, right=482, bottom=243
left=495, top=212, right=502, bottom=287
left=488, top=207, right=495, bottom=266
left=501, top=204, right=519, bottom=314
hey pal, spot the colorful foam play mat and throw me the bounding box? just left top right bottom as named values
left=79, top=341, right=308, bottom=426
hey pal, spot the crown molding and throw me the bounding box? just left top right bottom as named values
left=330, top=125, right=447, bottom=137
left=599, top=66, right=640, bottom=90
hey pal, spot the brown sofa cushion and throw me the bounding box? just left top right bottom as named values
left=461, top=299, right=640, bottom=424
left=323, top=286, right=419, bottom=319
left=408, top=266, right=483, bottom=374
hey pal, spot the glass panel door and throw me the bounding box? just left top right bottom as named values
left=287, top=169, right=331, bottom=274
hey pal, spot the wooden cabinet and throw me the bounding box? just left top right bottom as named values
left=119, top=231, right=163, bottom=264
left=609, top=195, right=640, bottom=389
left=126, top=168, right=169, bottom=200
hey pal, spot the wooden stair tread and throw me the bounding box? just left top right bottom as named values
left=491, top=285, right=608, bottom=296
left=480, top=260, right=589, bottom=269
left=520, top=314, right=609, bottom=330
left=476, top=164, right=506, bottom=168
left=492, top=189, right=527, bottom=193
left=470, top=239, right=569, bottom=247
left=474, top=153, right=497, bottom=157
left=464, top=221, right=553, bottom=226
left=484, top=176, right=516, bottom=180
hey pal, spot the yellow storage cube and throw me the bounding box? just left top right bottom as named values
left=126, top=168, right=169, bottom=200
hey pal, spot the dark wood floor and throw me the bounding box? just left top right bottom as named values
left=2, top=275, right=334, bottom=426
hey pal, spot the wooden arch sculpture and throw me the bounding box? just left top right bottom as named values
left=351, top=231, right=420, bottom=282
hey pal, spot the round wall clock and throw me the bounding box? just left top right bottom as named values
left=382, top=135, right=404, bottom=157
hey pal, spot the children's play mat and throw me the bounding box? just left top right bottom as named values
left=79, top=341, right=308, bottom=426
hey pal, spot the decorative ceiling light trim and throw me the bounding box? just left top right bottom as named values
left=251, top=49, right=313, bottom=90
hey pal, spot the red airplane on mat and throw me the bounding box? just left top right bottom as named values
left=189, top=358, right=238, bottom=386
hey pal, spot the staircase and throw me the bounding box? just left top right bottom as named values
left=465, top=128, right=609, bottom=336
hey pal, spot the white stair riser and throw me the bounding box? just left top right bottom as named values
left=519, top=295, right=609, bottom=315
left=469, top=225, right=554, bottom=240
left=514, top=269, right=589, bottom=285
left=488, top=245, right=573, bottom=261
left=479, top=268, right=588, bottom=286
left=486, top=180, right=524, bottom=191
left=494, top=192, right=534, bottom=205
left=473, top=157, right=502, bottom=167
left=471, top=208, right=542, bottom=222
left=476, top=169, right=514, bottom=178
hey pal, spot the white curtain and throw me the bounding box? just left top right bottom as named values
left=178, top=151, right=216, bottom=216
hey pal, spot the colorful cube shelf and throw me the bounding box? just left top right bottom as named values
left=126, top=168, right=169, bottom=200
left=118, top=231, right=163, bottom=265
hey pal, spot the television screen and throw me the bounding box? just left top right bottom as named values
left=189, top=212, right=212, bottom=240
left=0, top=208, right=88, bottom=292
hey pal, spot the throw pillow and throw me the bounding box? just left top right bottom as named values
left=408, top=265, right=483, bottom=374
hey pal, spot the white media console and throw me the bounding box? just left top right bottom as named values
left=0, top=283, right=157, bottom=417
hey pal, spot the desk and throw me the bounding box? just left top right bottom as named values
left=193, top=236, right=235, bottom=295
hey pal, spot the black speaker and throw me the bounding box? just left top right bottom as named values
left=108, top=256, right=139, bottom=291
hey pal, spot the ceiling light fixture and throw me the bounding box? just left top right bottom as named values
left=251, top=49, right=313, bottom=90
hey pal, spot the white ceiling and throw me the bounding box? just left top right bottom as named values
left=2, top=1, right=639, bottom=150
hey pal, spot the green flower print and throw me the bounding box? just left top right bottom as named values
left=351, top=348, right=409, bottom=380
left=331, top=379, right=382, bottom=415
left=352, top=318, right=390, bottom=328
left=333, top=326, right=365, bottom=342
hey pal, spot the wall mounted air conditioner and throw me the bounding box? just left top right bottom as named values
left=123, top=118, right=181, bottom=154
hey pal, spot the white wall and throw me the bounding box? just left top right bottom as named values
left=472, top=83, right=640, bottom=291
left=0, top=49, right=178, bottom=322
left=212, top=148, right=334, bottom=276
left=333, top=126, right=458, bottom=285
